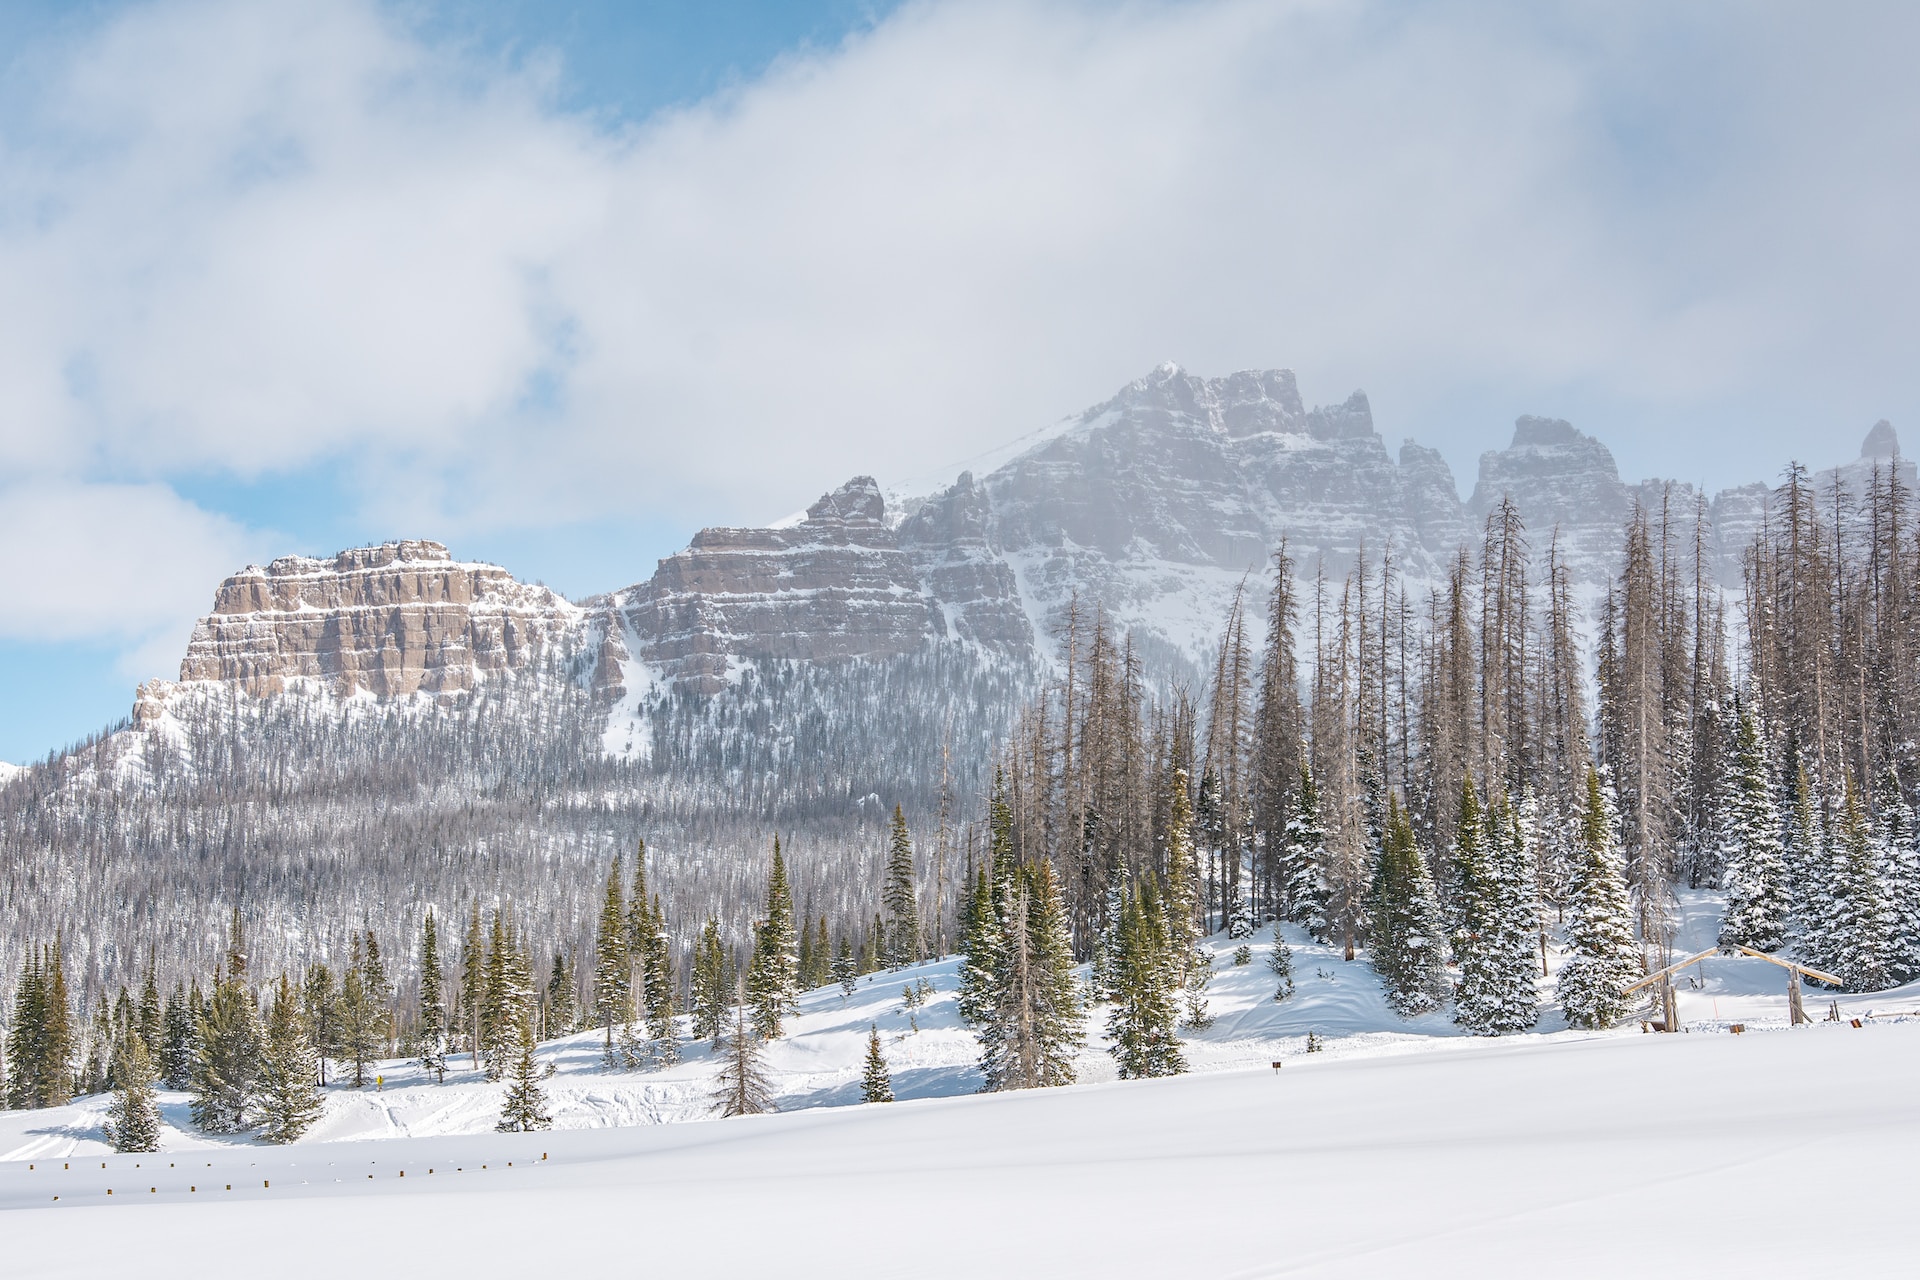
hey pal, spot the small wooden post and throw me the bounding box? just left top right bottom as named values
left=1788, top=968, right=1807, bottom=1026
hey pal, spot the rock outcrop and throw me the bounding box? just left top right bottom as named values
left=174, top=540, right=581, bottom=699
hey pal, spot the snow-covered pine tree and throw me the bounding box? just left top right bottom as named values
left=1827, top=778, right=1896, bottom=991
left=746, top=837, right=800, bottom=1038
left=495, top=1011, right=551, bottom=1133
left=300, top=965, right=336, bottom=1088
left=137, top=956, right=163, bottom=1060
left=956, top=863, right=999, bottom=1026
left=711, top=994, right=776, bottom=1118
left=338, top=933, right=387, bottom=1088
left=1104, top=878, right=1184, bottom=1079
left=1268, top=924, right=1295, bottom=1002
left=1281, top=765, right=1331, bottom=935
left=1718, top=706, right=1788, bottom=951
left=418, top=909, right=448, bottom=1082
left=459, top=903, right=486, bottom=1070
left=642, top=892, right=678, bottom=1065
left=1558, top=769, right=1640, bottom=1028
left=482, top=913, right=538, bottom=1077
left=256, top=974, right=323, bottom=1144
left=104, top=1028, right=161, bottom=1152
left=883, top=805, right=922, bottom=968
left=1784, top=765, right=1829, bottom=964
left=1872, top=769, right=1920, bottom=984
left=1368, top=795, right=1448, bottom=1016
left=1452, top=782, right=1540, bottom=1035
left=1163, top=768, right=1214, bottom=1031
left=861, top=1025, right=894, bottom=1103
left=360, top=928, right=392, bottom=1058
left=690, top=918, right=733, bottom=1044
left=592, top=854, right=631, bottom=1064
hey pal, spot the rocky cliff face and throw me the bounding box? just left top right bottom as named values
left=164, top=540, right=582, bottom=703
left=142, top=369, right=1905, bottom=716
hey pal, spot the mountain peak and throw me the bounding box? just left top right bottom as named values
left=1862, top=419, right=1899, bottom=459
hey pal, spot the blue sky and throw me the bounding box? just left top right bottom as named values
left=1, top=0, right=1918, bottom=763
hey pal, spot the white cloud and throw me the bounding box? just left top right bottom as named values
left=0, top=481, right=263, bottom=665
left=0, top=0, right=1916, bottom=603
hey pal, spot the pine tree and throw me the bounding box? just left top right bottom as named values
left=690, top=918, right=734, bottom=1044
left=1871, top=770, right=1920, bottom=984
left=592, top=852, right=632, bottom=1063
left=642, top=893, right=678, bottom=1065
left=1784, top=765, right=1828, bottom=959
left=301, top=965, right=337, bottom=1088
left=1828, top=778, right=1896, bottom=991
left=191, top=967, right=260, bottom=1132
left=1718, top=706, right=1788, bottom=950
left=1104, top=879, right=1184, bottom=1078
left=137, top=956, right=163, bottom=1061
left=979, top=861, right=1084, bottom=1091
left=495, top=1011, right=551, bottom=1133
left=883, top=805, right=923, bottom=968
left=746, top=837, right=800, bottom=1038
left=860, top=1025, right=895, bottom=1103
left=256, top=974, right=323, bottom=1144
left=160, top=981, right=197, bottom=1091
left=361, top=928, right=392, bottom=1057
left=1452, top=782, right=1540, bottom=1035
left=1559, top=770, right=1641, bottom=1029
left=337, top=934, right=381, bottom=1088
left=38, top=942, right=74, bottom=1107
left=1164, top=768, right=1213, bottom=1031
left=459, top=902, right=487, bottom=1069
left=1280, top=765, right=1331, bottom=933
left=104, top=1030, right=162, bottom=1153
left=482, top=911, right=536, bottom=1078
left=711, top=995, right=776, bottom=1118
left=543, top=951, right=577, bottom=1041
left=418, top=910, right=448, bottom=1083
left=1368, top=796, right=1448, bottom=1016
left=833, top=933, right=858, bottom=999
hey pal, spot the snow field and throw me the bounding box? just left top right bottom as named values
left=2, top=1020, right=1915, bottom=1277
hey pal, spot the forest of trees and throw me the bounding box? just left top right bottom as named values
left=5, top=456, right=1920, bottom=1132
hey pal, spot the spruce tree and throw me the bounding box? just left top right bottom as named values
left=1163, top=769, right=1213, bottom=1030
left=1559, top=770, right=1641, bottom=1029
left=1368, top=796, right=1448, bottom=1016
left=361, top=929, right=392, bottom=1057
left=711, top=995, right=776, bottom=1117
left=746, top=837, right=800, bottom=1038
left=642, top=893, right=678, bottom=1064
left=418, top=910, right=448, bottom=1082
left=301, top=964, right=337, bottom=1088
left=1104, top=879, right=1184, bottom=1078
left=833, top=932, right=858, bottom=999
left=861, top=1024, right=895, bottom=1103
left=1452, top=783, right=1540, bottom=1035
left=104, top=1029, right=162, bottom=1153
left=883, top=806, right=923, bottom=968
left=690, top=918, right=733, bottom=1044
left=1872, top=771, right=1920, bottom=984
left=1828, top=778, right=1896, bottom=991
left=459, top=903, right=487, bottom=1069
left=593, top=852, right=632, bottom=1063
left=337, top=935, right=382, bottom=1088
left=543, top=951, right=577, bottom=1041
left=1784, top=765, right=1828, bottom=960
left=1281, top=765, right=1331, bottom=933
left=257, top=974, right=323, bottom=1144
left=979, top=861, right=1084, bottom=1091
left=39, top=942, right=75, bottom=1107
left=137, top=956, right=163, bottom=1061
left=1718, top=707, right=1788, bottom=950
left=191, top=964, right=260, bottom=1132
left=495, top=1011, right=552, bottom=1133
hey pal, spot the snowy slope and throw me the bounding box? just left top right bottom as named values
left=3, top=1022, right=1916, bottom=1278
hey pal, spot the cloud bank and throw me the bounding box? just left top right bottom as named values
left=1, top=0, right=1916, bottom=662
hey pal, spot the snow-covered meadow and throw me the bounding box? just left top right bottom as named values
left=5, top=896, right=1918, bottom=1276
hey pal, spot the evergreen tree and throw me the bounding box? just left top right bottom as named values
left=160, top=981, right=197, bottom=1091
left=361, top=928, right=392, bottom=1057
left=690, top=918, right=734, bottom=1044
left=482, top=911, right=536, bottom=1078
left=137, top=955, right=163, bottom=1061
left=459, top=902, right=487, bottom=1069
left=860, top=1024, right=895, bottom=1103
left=592, top=852, right=632, bottom=1063
left=495, top=1011, right=551, bottom=1133
left=191, top=966, right=260, bottom=1132
left=257, top=974, right=323, bottom=1144
left=1281, top=765, right=1332, bottom=934
left=1828, top=778, right=1896, bottom=991
left=1559, top=770, right=1641, bottom=1029
left=1268, top=926, right=1295, bottom=1002
left=1163, top=769, right=1213, bottom=1031
left=711, top=994, right=776, bottom=1118
left=833, top=932, right=858, bottom=999
left=745, top=837, right=800, bottom=1038
left=1104, top=879, right=1184, bottom=1079
left=642, top=894, right=678, bottom=1064
left=543, top=951, right=577, bottom=1042
left=883, top=805, right=923, bottom=967
left=418, top=910, right=448, bottom=1082
left=337, top=935, right=382, bottom=1088
left=1718, top=707, right=1788, bottom=950
left=301, top=964, right=337, bottom=1088
left=1872, top=770, right=1920, bottom=984
left=1452, top=783, right=1540, bottom=1035
left=979, top=861, right=1084, bottom=1091
left=1784, top=765, right=1829, bottom=960
left=104, top=1029, right=161, bottom=1153
left=1368, top=796, right=1448, bottom=1016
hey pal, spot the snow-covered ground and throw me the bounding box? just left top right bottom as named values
left=6, top=895, right=1919, bottom=1275
left=4, top=1019, right=1916, bottom=1277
